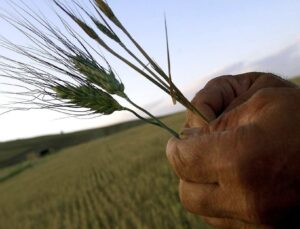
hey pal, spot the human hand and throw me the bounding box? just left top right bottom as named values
left=185, top=72, right=296, bottom=128
left=167, top=73, right=300, bottom=229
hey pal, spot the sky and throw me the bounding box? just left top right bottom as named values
left=1, top=0, right=300, bottom=141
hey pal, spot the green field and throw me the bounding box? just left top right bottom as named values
left=0, top=119, right=144, bottom=168
left=0, top=112, right=213, bottom=229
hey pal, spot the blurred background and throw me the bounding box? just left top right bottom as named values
left=0, top=1, right=300, bottom=229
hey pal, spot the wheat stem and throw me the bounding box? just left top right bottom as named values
left=164, top=15, right=176, bottom=105
left=124, top=107, right=179, bottom=138
left=94, top=2, right=209, bottom=123
left=120, top=94, right=179, bottom=138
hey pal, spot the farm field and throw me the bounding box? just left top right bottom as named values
left=0, top=119, right=144, bottom=168
left=0, top=112, right=213, bottom=229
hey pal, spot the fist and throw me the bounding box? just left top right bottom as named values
left=167, top=72, right=300, bottom=229
left=185, top=72, right=295, bottom=128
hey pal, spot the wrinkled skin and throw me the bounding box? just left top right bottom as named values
left=166, top=72, right=300, bottom=229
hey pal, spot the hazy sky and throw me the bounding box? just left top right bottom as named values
left=1, top=0, right=300, bottom=141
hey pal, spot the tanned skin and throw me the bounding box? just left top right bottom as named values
left=166, top=72, right=300, bottom=229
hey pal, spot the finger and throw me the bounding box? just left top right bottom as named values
left=196, top=74, right=249, bottom=114
left=166, top=131, right=221, bottom=183
left=180, top=180, right=252, bottom=220
left=185, top=72, right=295, bottom=128
left=185, top=102, right=214, bottom=128
left=207, top=87, right=278, bottom=132
left=201, top=216, right=274, bottom=229
left=186, top=75, right=239, bottom=127
left=185, top=73, right=257, bottom=128
left=206, top=102, right=252, bottom=132
left=180, top=180, right=271, bottom=226
left=168, top=109, right=256, bottom=184
left=225, top=73, right=296, bottom=112
left=179, top=180, right=223, bottom=217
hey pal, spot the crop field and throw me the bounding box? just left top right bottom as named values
left=0, top=119, right=143, bottom=168
left=0, top=113, right=213, bottom=229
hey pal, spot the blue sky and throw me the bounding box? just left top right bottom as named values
left=1, top=0, right=300, bottom=141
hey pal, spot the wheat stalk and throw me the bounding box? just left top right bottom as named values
left=0, top=0, right=209, bottom=138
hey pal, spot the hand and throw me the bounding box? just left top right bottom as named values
left=166, top=72, right=300, bottom=229
left=185, top=72, right=296, bottom=128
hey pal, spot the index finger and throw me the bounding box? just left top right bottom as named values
left=185, top=74, right=255, bottom=128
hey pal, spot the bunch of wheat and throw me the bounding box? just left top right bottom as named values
left=0, top=0, right=208, bottom=138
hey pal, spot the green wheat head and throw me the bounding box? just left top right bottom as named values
left=71, top=55, right=125, bottom=97
left=94, top=0, right=120, bottom=26
left=91, top=17, right=120, bottom=43
left=54, top=84, right=124, bottom=115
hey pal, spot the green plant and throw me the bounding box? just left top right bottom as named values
left=0, top=0, right=208, bottom=138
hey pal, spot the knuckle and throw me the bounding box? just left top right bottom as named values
left=166, top=138, right=179, bottom=167
left=184, top=109, right=195, bottom=126
left=179, top=181, right=203, bottom=214
left=258, top=73, right=294, bottom=88
left=166, top=139, right=193, bottom=179
left=173, top=150, right=191, bottom=180
left=193, top=75, right=232, bottom=102
left=206, top=75, right=233, bottom=88
left=252, top=88, right=273, bottom=100
left=191, top=89, right=207, bottom=108
left=252, top=88, right=298, bottom=113
left=179, top=183, right=192, bottom=212
left=179, top=181, right=215, bottom=216
left=249, top=89, right=275, bottom=110
left=185, top=110, right=206, bottom=128
left=176, top=145, right=207, bottom=181
left=255, top=73, right=297, bottom=91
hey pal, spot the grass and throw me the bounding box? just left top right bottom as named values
left=0, top=119, right=144, bottom=168
left=0, top=161, right=35, bottom=183
left=0, top=112, right=213, bottom=229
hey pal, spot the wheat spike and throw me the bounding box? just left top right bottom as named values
left=91, top=17, right=121, bottom=43
left=94, top=0, right=118, bottom=24
left=54, top=84, right=124, bottom=115
left=72, top=55, right=125, bottom=96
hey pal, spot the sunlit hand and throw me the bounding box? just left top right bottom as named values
left=167, top=72, right=300, bottom=229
